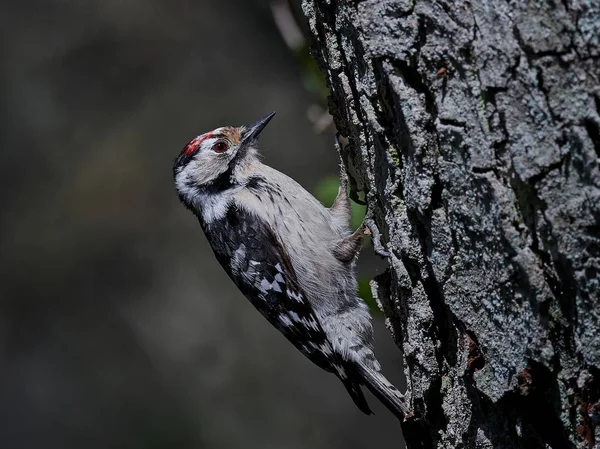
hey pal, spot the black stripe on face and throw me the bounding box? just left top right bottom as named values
left=197, top=165, right=236, bottom=195
left=173, top=152, right=192, bottom=172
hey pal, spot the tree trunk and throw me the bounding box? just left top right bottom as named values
left=301, top=1, right=600, bottom=448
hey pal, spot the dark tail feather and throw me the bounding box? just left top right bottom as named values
left=356, top=364, right=408, bottom=421
left=342, top=378, right=373, bottom=416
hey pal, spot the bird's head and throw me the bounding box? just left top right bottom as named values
left=173, top=112, right=275, bottom=199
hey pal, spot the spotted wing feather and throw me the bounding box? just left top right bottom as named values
left=203, top=204, right=338, bottom=373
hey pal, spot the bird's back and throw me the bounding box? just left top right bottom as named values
left=233, top=162, right=352, bottom=311
left=231, top=162, right=377, bottom=368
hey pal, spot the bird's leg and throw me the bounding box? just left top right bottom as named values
left=333, top=225, right=364, bottom=263
left=331, top=133, right=390, bottom=259
left=329, top=135, right=352, bottom=227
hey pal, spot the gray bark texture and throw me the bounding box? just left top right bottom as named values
left=301, top=1, right=600, bottom=448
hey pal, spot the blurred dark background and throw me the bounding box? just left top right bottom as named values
left=0, top=1, right=405, bottom=448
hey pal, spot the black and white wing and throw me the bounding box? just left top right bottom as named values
left=204, top=204, right=337, bottom=372
left=200, top=204, right=373, bottom=415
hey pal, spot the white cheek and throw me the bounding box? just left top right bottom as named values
left=190, top=152, right=228, bottom=185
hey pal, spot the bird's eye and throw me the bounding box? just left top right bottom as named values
left=213, top=142, right=228, bottom=153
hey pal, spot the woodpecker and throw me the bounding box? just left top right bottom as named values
left=173, top=112, right=408, bottom=420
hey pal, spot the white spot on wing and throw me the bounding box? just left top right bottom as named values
left=279, top=315, right=293, bottom=327
left=320, top=345, right=333, bottom=356
left=300, top=317, right=320, bottom=331
left=286, top=289, right=303, bottom=302
left=230, top=244, right=247, bottom=275
left=260, top=278, right=272, bottom=292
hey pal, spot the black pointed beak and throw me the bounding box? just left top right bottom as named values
left=241, top=112, right=276, bottom=144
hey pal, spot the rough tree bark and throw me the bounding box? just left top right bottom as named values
left=301, top=1, right=600, bottom=448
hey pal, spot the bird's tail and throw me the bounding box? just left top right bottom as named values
left=356, top=363, right=408, bottom=421
left=342, top=377, right=373, bottom=416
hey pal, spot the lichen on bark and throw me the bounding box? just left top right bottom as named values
left=302, top=1, right=600, bottom=447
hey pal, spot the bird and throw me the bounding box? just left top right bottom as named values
left=173, top=112, right=408, bottom=420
